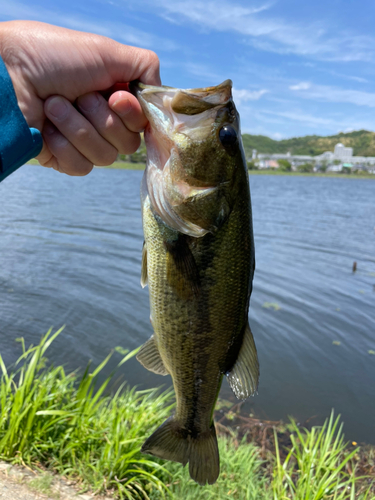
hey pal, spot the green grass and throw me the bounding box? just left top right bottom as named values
left=0, top=328, right=173, bottom=499
left=272, top=413, right=372, bottom=500
left=0, top=329, right=372, bottom=499
left=154, top=436, right=269, bottom=500
left=29, top=473, right=56, bottom=497
left=154, top=415, right=372, bottom=500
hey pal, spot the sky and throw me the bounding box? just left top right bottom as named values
left=2, top=0, right=375, bottom=139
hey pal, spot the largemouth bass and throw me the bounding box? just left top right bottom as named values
left=133, top=80, right=259, bottom=485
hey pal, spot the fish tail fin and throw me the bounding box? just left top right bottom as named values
left=188, top=425, right=220, bottom=485
left=141, top=417, right=220, bottom=485
left=141, top=417, right=189, bottom=466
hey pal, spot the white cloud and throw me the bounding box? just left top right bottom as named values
left=328, top=72, right=369, bottom=84
left=146, top=0, right=375, bottom=62
left=183, top=62, right=224, bottom=82
left=270, top=132, right=284, bottom=140
left=289, top=83, right=375, bottom=108
left=0, top=1, right=179, bottom=51
left=233, top=88, right=268, bottom=104
left=262, top=110, right=336, bottom=127
left=238, top=105, right=375, bottom=137
left=289, top=82, right=311, bottom=91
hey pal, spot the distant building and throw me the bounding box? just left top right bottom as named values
left=316, top=143, right=375, bottom=165
left=258, top=159, right=279, bottom=169
left=318, top=151, right=334, bottom=162
left=333, top=143, right=353, bottom=162
left=254, top=142, right=375, bottom=168
left=327, top=164, right=343, bottom=172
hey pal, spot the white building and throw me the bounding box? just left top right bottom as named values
left=333, top=143, right=353, bottom=162
left=253, top=143, right=375, bottom=167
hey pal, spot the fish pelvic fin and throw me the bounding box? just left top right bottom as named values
left=136, top=335, right=169, bottom=376
left=142, top=417, right=220, bottom=485
left=141, top=241, right=148, bottom=288
left=226, top=322, right=259, bottom=400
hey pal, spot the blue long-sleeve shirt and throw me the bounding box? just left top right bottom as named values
left=0, top=56, right=43, bottom=183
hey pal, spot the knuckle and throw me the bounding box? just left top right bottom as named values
left=147, top=50, right=160, bottom=71
left=95, top=147, right=118, bottom=166
left=119, top=135, right=141, bottom=155
left=76, top=163, right=94, bottom=176
left=75, top=127, right=91, bottom=142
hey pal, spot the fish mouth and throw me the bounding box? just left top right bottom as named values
left=132, top=80, right=233, bottom=237
left=131, top=79, right=233, bottom=171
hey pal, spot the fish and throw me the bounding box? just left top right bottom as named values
left=133, top=79, right=259, bottom=485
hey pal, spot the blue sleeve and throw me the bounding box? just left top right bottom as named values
left=0, top=56, right=43, bottom=183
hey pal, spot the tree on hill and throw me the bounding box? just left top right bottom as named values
left=241, top=130, right=375, bottom=158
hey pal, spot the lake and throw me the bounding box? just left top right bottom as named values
left=1, top=165, right=374, bottom=443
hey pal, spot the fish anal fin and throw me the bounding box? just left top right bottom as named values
left=136, top=335, right=169, bottom=376
left=226, top=322, right=259, bottom=400
left=141, top=241, right=148, bottom=288
left=142, top=418, right=219, bottom=486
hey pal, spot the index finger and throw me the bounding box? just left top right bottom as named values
left=96, top=41, right=161, bottom=87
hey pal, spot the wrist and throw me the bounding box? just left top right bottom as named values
left=0, top=32, right=43, bottom=181
left=0, top=21, right=40, bottom=130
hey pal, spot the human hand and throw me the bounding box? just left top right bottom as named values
left=0, top=20, right=160, bottom=175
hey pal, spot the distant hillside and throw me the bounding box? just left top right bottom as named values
left=242, top=130, right=375, bottom=157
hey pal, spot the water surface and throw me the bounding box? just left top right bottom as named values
left=1, top=166, right=374, bottom=442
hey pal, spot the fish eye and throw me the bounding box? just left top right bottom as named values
left=219, top=125, right=238, bottom=156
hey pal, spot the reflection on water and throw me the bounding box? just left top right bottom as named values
left=0, top=166, right=374, bottom=442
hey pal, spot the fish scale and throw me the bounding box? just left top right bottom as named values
left=133, top=79, right=259, bottom=485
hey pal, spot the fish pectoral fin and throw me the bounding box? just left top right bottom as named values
left=141, top=241, right=148, bottom=288
left=226, top=322, right=259, bottom=400
left=142, top=417, right=220, bottom=486
left=136, top=335, right=169, bottom=376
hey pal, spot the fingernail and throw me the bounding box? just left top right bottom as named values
left=47, top=97, right=68, bottom=119
left=78, top=93, right=100, bottom=112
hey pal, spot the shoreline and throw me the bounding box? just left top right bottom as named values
left=0, top=405, right=373, bottom=499
left=26, top=160, right=375, bottom=179
left=0, top=329, right=373, bottom=498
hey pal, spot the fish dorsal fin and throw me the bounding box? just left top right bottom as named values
left=136, top=335, right=169, bottom=376
left=226, top=322, right=259, bottom=400
left=141, top=241, right=148, bottom=288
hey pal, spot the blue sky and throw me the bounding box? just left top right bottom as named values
left=2, top=0, right=375, bottom=138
